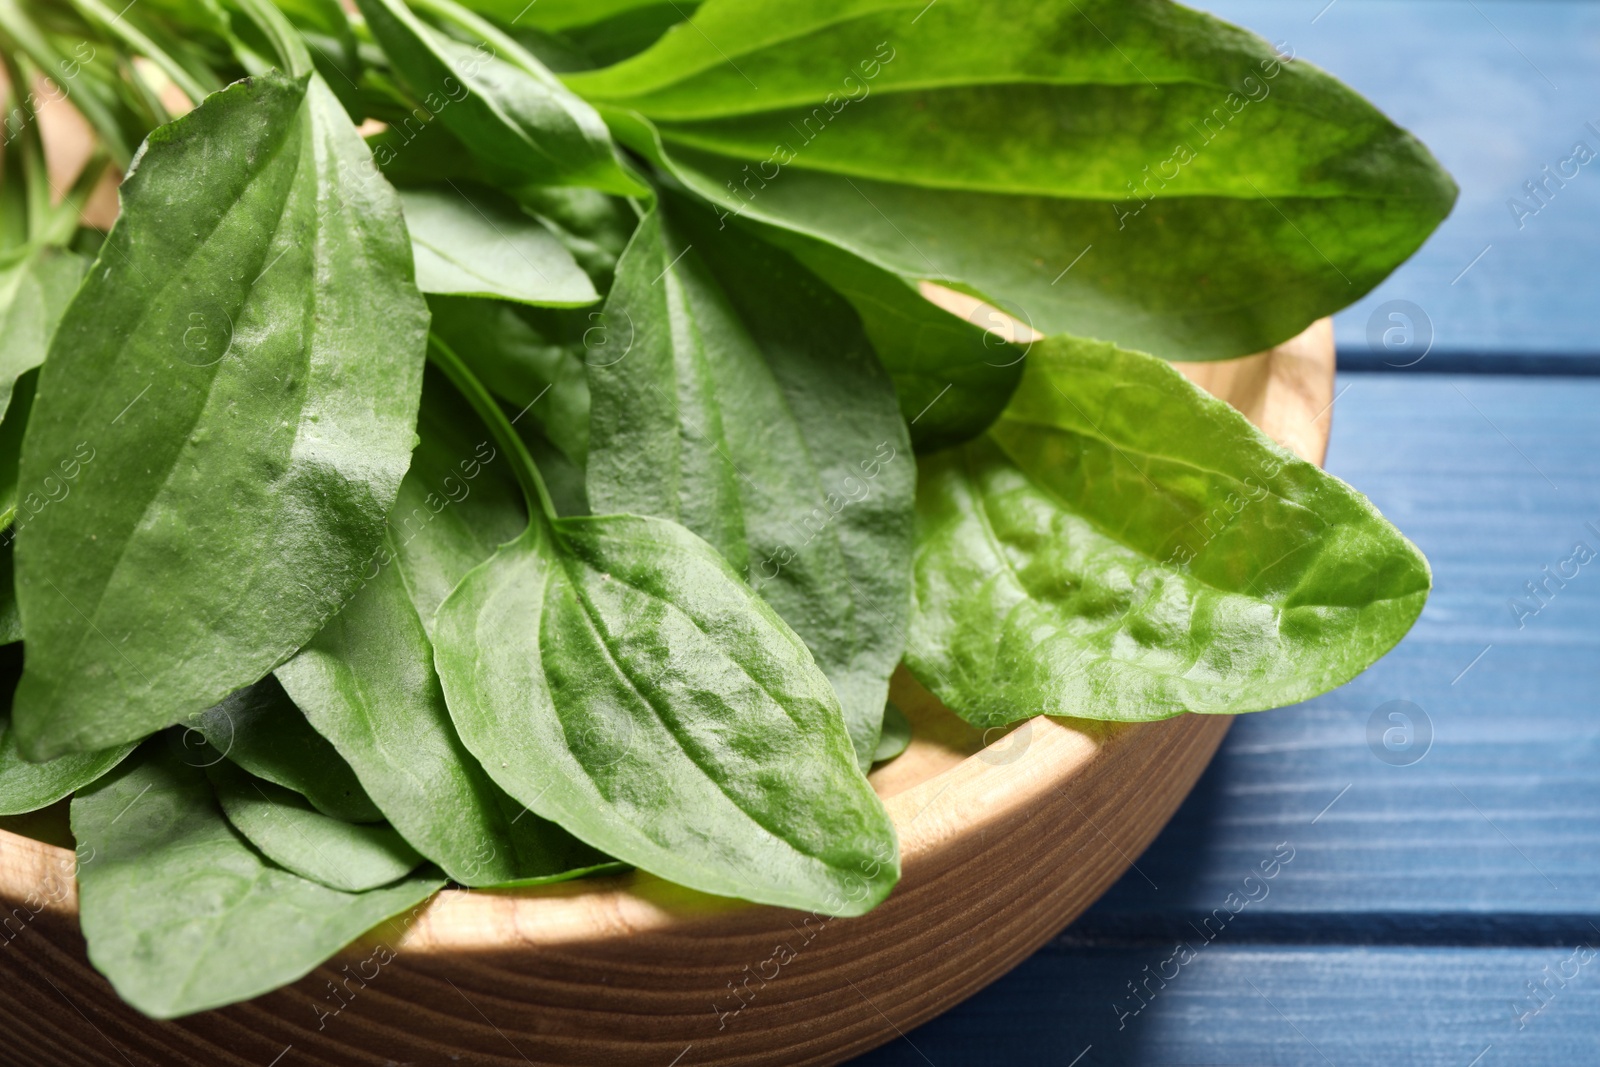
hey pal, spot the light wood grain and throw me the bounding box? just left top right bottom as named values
left=0, top=321, right=1335, bottom=1067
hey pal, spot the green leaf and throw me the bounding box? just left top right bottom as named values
left=189, top=676, right=383, bottom=824
left=0, top=638, right=134, bottom=812
left=0, top=245, right=86, bottom=423
left=585, top=197, right=914, bottom=769
left=427, top=295, right=592, bottom=466
left=906, top=336, right=1431, bottom=727
left=428, top=342, right=898, bottom=916
left=367, top=111, right=482, bottom=186
left=872, top=700, right=910, bottom=764
left=72, top=745, right=444, bottom=1019
left=454, top=0, right=692, bottom=32
left=435, top=514, right=897, bottom=915
left=0, top=720, right=134, bottom=816
left=516, top=185, right=640, bottom=293
left=758, top=227, right=1022, bottom=451
left=0, top=370, right=35, bottom=533
left=384, top=366, right=529, bottom=624
left=11, top=72, right=429, bottom=758
left=399, top=184, right=599, bottom=306
left=0, top=541, right=22, bottom=645
left=357, top=0, right=646, bottom=196
left=554, top=3, right=700, bottom=71
left=205, top=759, right=424, bottom=892
left=277, top=524, right=611, bottom=887
left=569, top=0, right=1456, bottom=360
left=274, top=0, right=364, bottom=114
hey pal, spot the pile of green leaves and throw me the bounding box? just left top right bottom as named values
left=0, top=0, right=1451, bottom=1019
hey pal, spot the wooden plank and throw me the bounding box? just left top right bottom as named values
left=852, top=945, right=1600, bottom=1066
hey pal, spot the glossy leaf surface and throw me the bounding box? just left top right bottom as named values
left=400, top=184, right=598, bottom=306
left=12, top=73, right=429, bottom=757
left=586, top=200, right=913, bottom=767
left=357, top=0, right=644, bottom=195
left=434, top=491, right=897, bottom=914
left=760, top=227, right=1022, bottom=451
left=278, top=523, right=609, bottom=886
left=73, top=746, right=443, bottom=1018
left=907, top=336, right=1431, bottom=727
left=570, top=0, right=1456, bottom=360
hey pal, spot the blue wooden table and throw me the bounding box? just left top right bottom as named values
left=853, top=2, right=1600, bottom=1063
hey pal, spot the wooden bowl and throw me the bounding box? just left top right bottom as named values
left=0, top=320, right=1335, bottom=1067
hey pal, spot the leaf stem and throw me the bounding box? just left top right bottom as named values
left=0, top=53, right=31, bottom=251
left=231, top=0, right=312, bottom=78
left=0, top=50, right=38, bottom=235
left=62, top=0, right=212, bottom=105
left=0, top=1, right=136, bottom=165
left=426, top=334, right=560, bottom=531
left=407, top=0, right=557, bottom=85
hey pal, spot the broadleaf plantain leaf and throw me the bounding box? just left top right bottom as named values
left=399, top=184, right=599, bottom=307
left=906, top=336, right=1431, bottom=726
left=358, top=0, right=646, bottom=195
left=12, top=72, right=429, bottom=758
left=428, top=344, right=898, bottom=916
left=73, top=744, right=443, bottom=1018
left=205, top=759, right=423, bottom=892
left=568, top=0, right=1456, bottom=360
left=585, top=197, right=914, bottom=768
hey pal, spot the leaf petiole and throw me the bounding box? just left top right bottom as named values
left=426, top=334, right=560, bottom=532
left=231, top=0, right=313, bottom=79
left=0, top=0, right=136, bottom=165
left=61, top=0, right=212, bottom=106
left=406, top=0, right=553, bottom=83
